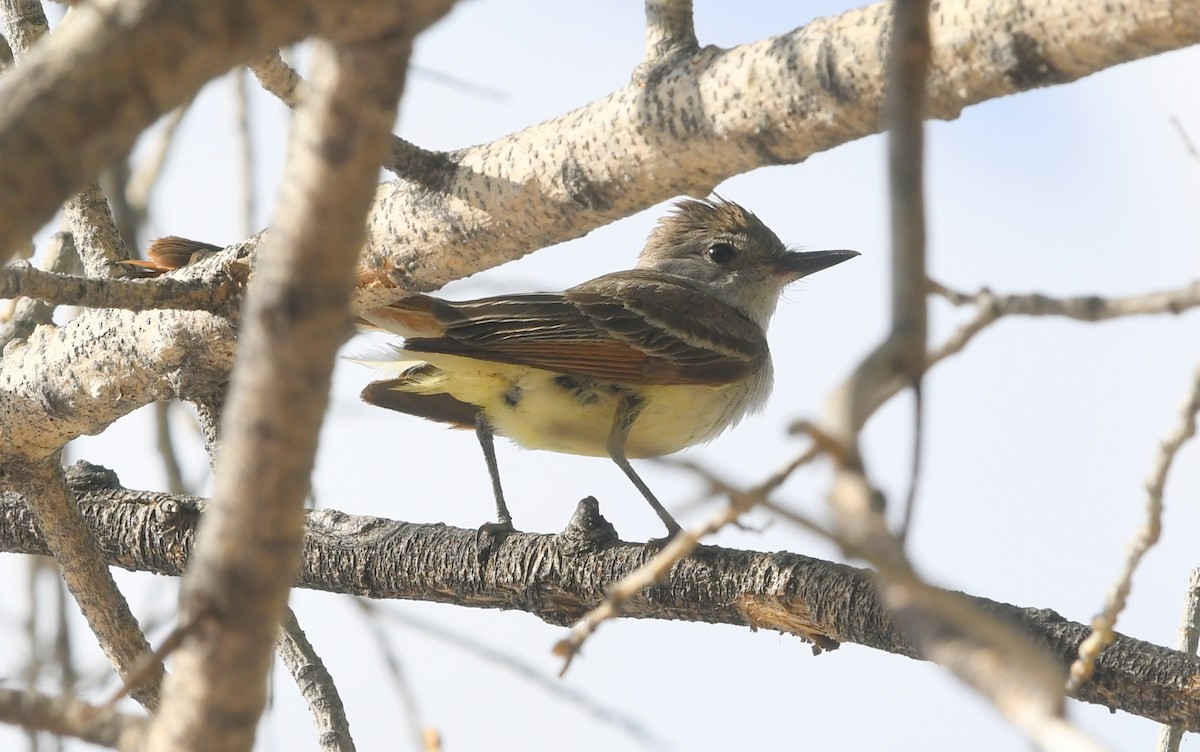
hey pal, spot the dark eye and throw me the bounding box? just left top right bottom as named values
left=706, top=242, right=737, bottom=265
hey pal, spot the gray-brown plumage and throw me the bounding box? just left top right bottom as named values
left=359, top=198, right=857, bottom=539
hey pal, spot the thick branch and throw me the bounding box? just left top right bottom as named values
left=354, top=0, right=1200, bottom=307
left=1, top=464, right=1197, bottom=732
left=0, top=0, right=1193, bottom=281
left=0, top=302, right=238, bottom=462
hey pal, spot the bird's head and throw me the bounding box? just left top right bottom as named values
left=637, top=198, right=858, bottom=326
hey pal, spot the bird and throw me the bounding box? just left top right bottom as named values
left=357, top=197, right=858, bottom=543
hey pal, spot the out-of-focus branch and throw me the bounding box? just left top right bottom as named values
left=248, top=51, right=305, bottom=107
left=1156, top=569, right=1200, bottom=752
left=0, top=688, right=144, bottom=750
left=0, top=0, right=130, bottom=277
left=142, top=5, right=453, bottom=749
left=125, top=101, right=192, bottom=215
left=1069, top=366, right=1200, bottom=690
left=232, top=68, right=257, bottom=236
left=811, top=0, right=1102, bottom=748
left=373, top=604, right=662, bottom=747
left=350, top=599, right=425, bottom=749
left=2, top=466, right=1198, bottom=731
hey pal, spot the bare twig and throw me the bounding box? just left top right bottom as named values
left=0, top=688, right=144, bottom=750
left=0, top=457, right=162, bottom=709
left=930, top=279, right=1200, bottom=322
left=248, top=49, right=452, bottom=183
left=125, top=100, right=192, bottom=216
left=1155, top=568, right=1200, bottom=752
left=833, top=279, right=1200, bottom=420
left=1170, top=115, right=1200, bottom=164
left=0, top=260, right=243, bottom=312
left=350, top=599, right=425, bottom=750
left=277, top=608, right=356, bottom=752
left=154, top=403, right=187, bottom=495
left=376, top=605, right=662, bottom=748
left=554, top=447, right=821, bottom=670
left=232, top=68, right=257, bottom=236
left=1068, top=366, right=1200, bottom=692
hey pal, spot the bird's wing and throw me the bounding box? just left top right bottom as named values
left=360, top=271, right=767, bottom=386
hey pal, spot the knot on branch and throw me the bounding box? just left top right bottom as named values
left=556, top=497, right=619, bottom=555
left=64, top=461, right=122, bottom=492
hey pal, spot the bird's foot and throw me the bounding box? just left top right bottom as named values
left=642, top=525, right=682, bottom=554
left=475, top=519, right=515, bottom=564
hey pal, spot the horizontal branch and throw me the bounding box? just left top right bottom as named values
left=1, top=259, right=244, bottom=312
left=931, top=279, right=1200, bottom=321
left=0, top=461, right=1196, bottom=731
left=0, top=687, right=144, bottom=749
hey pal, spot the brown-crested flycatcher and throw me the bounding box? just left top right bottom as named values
left=358, top=198, right=857, bottom=539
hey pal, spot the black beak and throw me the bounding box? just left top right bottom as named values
left=774, top=249, right=860, bottom=280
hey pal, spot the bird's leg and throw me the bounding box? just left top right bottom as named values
left=474, top=412, right=513, bottom=559
left=608, top=393, right=683, bottom=539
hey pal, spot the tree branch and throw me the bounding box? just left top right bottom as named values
left=0, top=0, right=131, bottom=277
left=354, top=0, right=1200, bottom=307
left=277, top=608, right=355, bottom=752
left=0, top=0, right=423, bottom=263
left=0, top=231, right=76, bottom=350
left=0, top=688, right=144, bottom=750
left=247, top=49, right=456, bottom=185
left=142, top=6, right=452, bottom=750
left=1069, top=364, right=1200, bottom=690
left=1, top=462, right=1197, bottom=732
left=0, top=458, right=162, bottom=709
left=0, top=259, right=244, bottom=312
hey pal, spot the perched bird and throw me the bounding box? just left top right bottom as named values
left=358, top=198, right=857, bottom=540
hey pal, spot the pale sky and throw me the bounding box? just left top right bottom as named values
left=5, top=3, right=1200, bottom=751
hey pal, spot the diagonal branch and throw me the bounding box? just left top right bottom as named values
left=247, top=50, right=456, bottom=185
left=1069, top=364, right=1200, bottom=690
left=0, top=458, right=163, bottom=709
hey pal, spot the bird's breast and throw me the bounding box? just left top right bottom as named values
left=368, top=350, right=772, bottom=458
left=486, top=362, right=771, bottom=459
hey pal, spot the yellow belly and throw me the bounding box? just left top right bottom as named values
left=374, top=351, right=770, bottom=458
